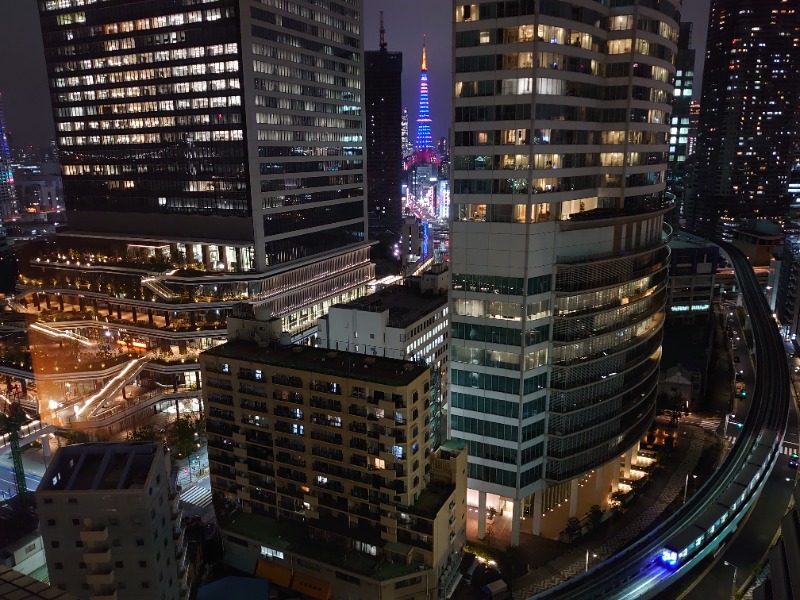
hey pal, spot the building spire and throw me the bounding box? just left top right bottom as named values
left=421, top=34, right=427, bottom=71
left=379, top=11, right=387, bottom=51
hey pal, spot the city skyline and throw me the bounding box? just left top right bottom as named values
left=2, top=0, right=710, bottom=150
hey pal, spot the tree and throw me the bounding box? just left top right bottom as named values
left=565, top=517, right=581, bottom=535
left=168, top=418, right=199, bottom=459
left=65, top=430, right=90, bottom=445
left=126, top=424, right=156, bottom=442
left=589, top=504, right=603, bottom=529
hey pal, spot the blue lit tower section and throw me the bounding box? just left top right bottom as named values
left=414, top=37, right=433, bottom=151
left=0, top=93, right=16, bottom=221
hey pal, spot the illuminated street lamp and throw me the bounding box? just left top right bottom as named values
left=683, top=473, right=697, bottom=504
left=585, top=549, right=597, bottom=572
left=723, top=561, right=738, bottom=600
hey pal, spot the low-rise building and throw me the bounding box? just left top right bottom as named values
left=202, top=317, right=466, bottom=600
left=0, top=565, right=78, bottom=600
left=317, top=265, right=449, bottom=447
left=658, top=364, right=699, bottom=409
left=36, top=442, right=187, bottom=600
left=666, top=232, right=718, bottom=320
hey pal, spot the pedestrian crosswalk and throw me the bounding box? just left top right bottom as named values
left=726, top=437, right=798, bottom=456
left=694, top=418, right=721, bottom=433
left=180, top=485, right=212, bottom=509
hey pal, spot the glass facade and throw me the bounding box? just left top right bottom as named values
left=39, top=0, right=369, bottom=272
left=40, top=1, right=249, bottom=227
left=450, top=0, right=677, bottom=539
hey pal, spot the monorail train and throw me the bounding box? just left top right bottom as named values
left=660, top=439, right=774, bottom=568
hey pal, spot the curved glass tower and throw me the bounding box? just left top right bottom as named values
left=450, top=0, right=678, bottom=544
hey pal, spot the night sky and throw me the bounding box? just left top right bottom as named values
left=0, top=1, right=710, bottom=149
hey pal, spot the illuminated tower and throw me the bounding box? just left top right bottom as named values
left=0, top=93, right=16, bottom=221
left=414, top=37, right=433, bottom=151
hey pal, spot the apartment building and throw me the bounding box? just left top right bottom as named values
left=317, top=264, right=449, bottom=447
left=202, top=312, right=466, bottom=600
left=37, top=442, right=187, bottom=600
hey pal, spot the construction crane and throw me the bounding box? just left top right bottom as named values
left=0, top=402, right=29, bottom=502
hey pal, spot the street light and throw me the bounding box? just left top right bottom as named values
left=683, top=473, right=697, bottom=504
left=723, top=561, right=738, bottom=600
left=585, top=549, right=597, bottom=572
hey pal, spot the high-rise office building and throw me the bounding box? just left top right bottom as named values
left=365, top=14, right=403, bottom=235
left=451, top=0, right=677, bottom=545
left=37, top=442, right=186, bottom=600
left=0, top=93, right=17, bottom=221
left=666, top=22, right=696, bottom=226
left=35, top=0, right=373, bottom=330
left=689, top=0, right=800, bottom=235
left=29, top=0, right=375, bottom=433
left=687, top=100, right=700, bottom=158
left=401, top=107, right=412, bottom=159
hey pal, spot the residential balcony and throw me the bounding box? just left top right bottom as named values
left=80, top=526, right=109, bottom=543
left=87, top=569, right=115, bottom=586
left=83, top=547, right=112, bottom=564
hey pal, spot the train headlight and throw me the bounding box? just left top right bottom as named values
left=661, top=550, right=678, bottom=568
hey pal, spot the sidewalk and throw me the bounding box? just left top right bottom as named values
left=509, top=426, right=709, bottom=597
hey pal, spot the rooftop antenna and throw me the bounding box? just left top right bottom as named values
left=379, top=11, right=387, bottom=51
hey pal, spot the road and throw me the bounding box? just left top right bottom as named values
left=0, top=463, right=41, bottom=499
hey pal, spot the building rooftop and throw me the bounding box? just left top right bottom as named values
left=330, top=283, right=447, bottom=328
left=668, top=232, right=719, bottom=250
left=222, top=512, right=425, bottom=581
left=204, top=342, right=429, bottom=387
left=0, top=566, right=78, bottom=599
left=38, top=442, right=158, bottom=493
left=405, top=482, right=455, bottom=519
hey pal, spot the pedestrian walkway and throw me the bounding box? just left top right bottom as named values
left=512, top=427, right=707, bottom=598
left=180, top=484, right=212, bottom=509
